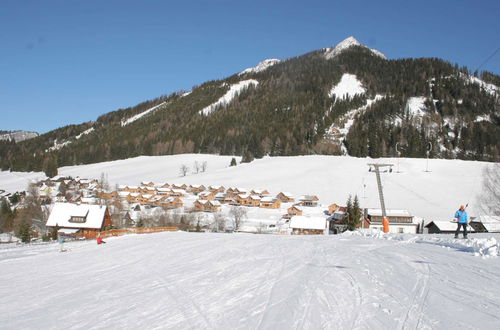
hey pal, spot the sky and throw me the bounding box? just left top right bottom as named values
left=1, top=0, right=499, bottom=134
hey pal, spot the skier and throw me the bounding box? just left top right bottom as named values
left=96, top=233, right=106, bottom=245
left=454, top=205, right=469, bottom=239
left=58, top=235, right=66, bottom=252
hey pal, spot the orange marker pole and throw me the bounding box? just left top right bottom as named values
left=382, top=217, right=389, bottom=233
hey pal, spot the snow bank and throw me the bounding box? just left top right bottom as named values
left=344, top=230, right=499, bottom=258
left=199, top=80, right=259, bottom=116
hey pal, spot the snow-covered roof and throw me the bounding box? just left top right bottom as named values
left=425, top=221, right=475, bottom=232
left=290, top=216, right=326, bottom=230
left=46, top=203, right=107, bottom=229
left=475, top=216, right=500, bottom=232
left=367, top=209, right=412, bottom=217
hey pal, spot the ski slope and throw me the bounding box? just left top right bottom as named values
left=0, top=154, right=492, bottom=221
left=0, top=231, right=499, bottom=329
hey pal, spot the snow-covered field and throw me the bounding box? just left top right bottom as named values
left=1, top=231, right=499, bottom=329
left=0, top=154, right=492, bottom=221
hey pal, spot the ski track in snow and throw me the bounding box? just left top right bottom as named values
left=1, top=232, right=500, bottom=329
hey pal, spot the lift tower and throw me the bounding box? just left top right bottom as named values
left=368, top=163, right=393, bottom=233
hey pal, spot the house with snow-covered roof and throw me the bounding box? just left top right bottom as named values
left=260, top=197, right=281, bottom=209
left=366, top=209, right=420, bottom=234
left=298, top=195, right=319, bottom=207
left=276, top=192, right=294, bottom=203
left=46, top=202, right=111, bottom=239
left=425, top=221, right=475, bottom=234
left=470, top=215, right=500, bottom=233
left=290, top=216, right=327, bottom=235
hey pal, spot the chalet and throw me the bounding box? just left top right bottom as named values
left=328, top=203, right=340, bottom=215
left=170, top=189, right=186, bottom=197
left=470, top=215, right=500, bottom=233
left=251, top=189, right=270, bottom=197
left=248, top=195, right=262, bottom=207
left=208, top=185, right=225, bottom=193
left=276, top=192, right=295, bottom=203
left=260, top=197, right=281, bottom=209
left=141, top=181, right=155, bottom=187
left=98, top=190, right=119, bottom=200
left=366, top=209, right=420, bottom=234
left=298, top=195, right=319, bottom=207
left=46, top=202, right=111, bottom=239
left=118, top=191, right=130, bottom=200
left=171, top=183, right=187, bottom=190
left=188, top=184, right=206, bottom=194
left=234, top=188, right=249, bottom=195
left=236, top=194, right=251, bottom=206
left=215, top=193, right=235, bottom=204
left=290, top=216, right=326, bottom=235
left=127, top=193, right=142, bottom=204
left=199, top=191, right=216, bottom=201
left=157, top=183, right=170, bottom=188
left=286, top=205, right=303, bottom=217
left=124, top=185, right=140, bottom=193
left=160, top=197, right=183, bottom=209
left=140, top=186, right=156, bottom=195
left=193, top=200, right=221, bottom=212
left=156, top=188, right=171, bottom=196
left=425, top=221, right=476, bottom=234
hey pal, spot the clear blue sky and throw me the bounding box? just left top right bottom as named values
left=1, top=0, right=499, bottom=133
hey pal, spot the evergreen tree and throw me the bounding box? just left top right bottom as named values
left=17, top=220, right=31, bottom=243
left=349, top=195, right=362, bottom=230
left=230, top=157, right=237, bottom=166
left=42, top=155, right=58, bottom=178
left=345, top=195, right=353, bottom=229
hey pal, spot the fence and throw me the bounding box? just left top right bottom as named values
left=100, top=227, right=178, bottom=239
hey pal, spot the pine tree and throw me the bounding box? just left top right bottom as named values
left=17, top=220, right=31, bottom=243
left=230, top=157, right=237, bottom=166
left=349, top=195, right=361, bottom=230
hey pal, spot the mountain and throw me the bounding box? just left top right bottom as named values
left=1, top=36, right=499, bottom=173
left=0, top=130, right=38, bottom=143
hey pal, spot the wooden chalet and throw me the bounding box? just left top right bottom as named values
left=140, top=186, right=156, bottom=195
left=46, top=202, right=112, bottom=239
left=141, top=181, right=155, bottom=187
left=287, top=205, right=303, bottom=217
left=156, top=188, right=171, bottom=196
left=124, top=185, right=140, bottom=193
left=328, top=203, right=340, bottom=215
left=193, top=200, right=221, bottom=212
left=236, top=194, right=252, bottom=206
left=298, top=195, right=319, bottom=207
left=276, top=192, right=295, bottom=203
left=170, top=189, right=186, bottom=197
left=248, top=195, right=262, bottom=207
left=160, top=197, right=183, bottom=209
left=208, top=185, right=225, bottom=193
left=171, top=183, right=187, bottom=190
left=260, top=197, right=281, bottom=209
left=251, top=189, right=270, bottom=197
left=188, top=184, right=206, bottom=194
left=199, top=191, right=216, bottom=201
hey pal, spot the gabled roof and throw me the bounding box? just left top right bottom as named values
left=46, top=203, right=107, bottom=229
left=425, top=221, right=475, bottom=232
left=473, top=215, right=500, bottom=232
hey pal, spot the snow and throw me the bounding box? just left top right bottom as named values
left=46, top=139, right=72, bottom=152
left=121, top=102, right=167, bottom=126
left=1, top=231, right=499, bottom=329
left=0, top=154, right=492, bottom=222
left=469, top=76, right=500, bottom=97
left=325, top=36, right=386, bottom=60
left=75, top=127, right=94, bottom=139
left=329, top=73, right=366, bottom=100
left=239, top=59, right=281, bottom=75
left=405, top=96, right=427, bottom=118
left=46, top=203, right=107, bottom=229
left=290, top=215, right=326, bottom=230
left=199, top=80, right=259, bottom=116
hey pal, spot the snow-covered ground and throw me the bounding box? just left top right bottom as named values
left=0, top=154, right=493, bottom=221
left=329, top=73, right=366, bottom=100
left=1, top=231, right=498, bottom=329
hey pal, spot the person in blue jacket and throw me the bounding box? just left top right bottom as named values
left=454, top=205, right=469, bottom=239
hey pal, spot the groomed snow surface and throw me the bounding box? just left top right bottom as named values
left=1, top=231, right=499, bottom=329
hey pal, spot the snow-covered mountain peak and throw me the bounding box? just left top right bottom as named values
left=325, top=36, right=386, bottom=60
left=239, top=59, right=281, bottom=75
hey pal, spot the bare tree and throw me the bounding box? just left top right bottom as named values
left=212, top=212, right=226, bottom=232
left=193, top=161, right=200, bottom=174
left=201, top=161, right=208, bottom=173
left=229, top=206, right=247, bottom=231
left=477, top=163, right=500, bottom=215
left=180, top=164, right=189, bottom=177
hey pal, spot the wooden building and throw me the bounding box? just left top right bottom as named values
left=260, top=197, right=282, bottom=209
left=290, top=216, right=326, bottom=235
left=276, top=192, right=295, bottom=203
left=46, top=202, right=112, bottom=239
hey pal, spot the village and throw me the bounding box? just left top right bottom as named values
left=3, top=172, right=497, bottom=244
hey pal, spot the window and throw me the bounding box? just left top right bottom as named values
left=398, top=228, right=404, bottom=233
